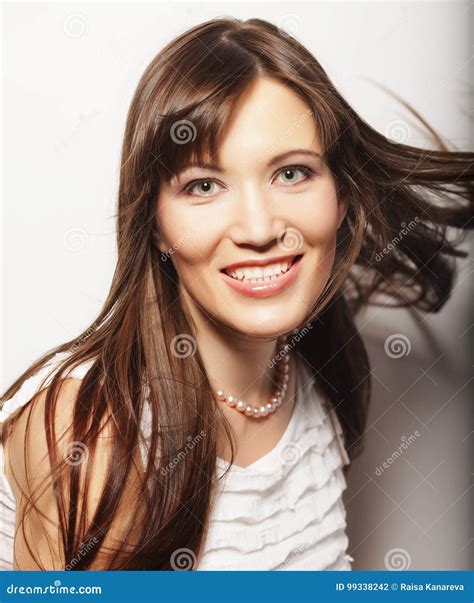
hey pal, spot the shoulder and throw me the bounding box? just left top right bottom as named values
left=2, top=353, right=98, bottom=495
left=3, top=377, right=88, bottom=569
left=4, top=377, right=84, bottom=502
left=3, top=371, right=145, bottom=569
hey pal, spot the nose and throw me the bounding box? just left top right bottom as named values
left=228, top=183, right=287, bottom=247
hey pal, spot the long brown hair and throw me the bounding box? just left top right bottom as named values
left=2, top=17, right=473, bottom=570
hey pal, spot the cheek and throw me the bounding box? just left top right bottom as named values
left=294, top=181, right=342, bottom=246
left=157, top=202, right=221, bottom=272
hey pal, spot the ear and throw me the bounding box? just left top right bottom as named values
left=156, top=238, right=168, bottom=255
left=337, top=193, right=349, bottom=229
left=152, top=223, right=168, bottom=254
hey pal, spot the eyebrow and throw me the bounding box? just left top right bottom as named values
left=175, top=149, right=321, bottom=178
left=268, top=149, right=321, bottom=166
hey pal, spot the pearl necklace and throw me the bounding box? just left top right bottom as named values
left=215, top=335, right=290, bottom=419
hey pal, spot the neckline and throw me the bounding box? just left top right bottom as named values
left=216, top=354, right=310, bottom=473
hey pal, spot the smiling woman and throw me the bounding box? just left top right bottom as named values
left=155, top=77, right=348, bottom=329
left=1, top=17, right=473, bottom=571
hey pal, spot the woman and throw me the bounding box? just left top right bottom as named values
left=1, top=17, right=472, bottom=571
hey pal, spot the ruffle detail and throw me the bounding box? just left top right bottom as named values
left=215, top=411, right=344, bottom=486
left=198, top=499, right=349, bottom=570
left=214, top=360, right=349, bottom=476
left=197, top=358, right=351, bottom=570
left=204, top=472, right=347, bottom=551
left=275, top=525, right=350, bottom=571
left=324, top=551, right=355, bottom=570
left=213, top=436, right=346, bottom=516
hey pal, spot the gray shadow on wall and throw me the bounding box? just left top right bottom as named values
left=344, top=248, right=473, bottom=570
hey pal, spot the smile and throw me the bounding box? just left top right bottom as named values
left=219, top=254, right=304, bottom=298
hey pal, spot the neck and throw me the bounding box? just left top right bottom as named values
left=197, top=326, right=282, bottom=407
left=179, top=290, right=296, bottom=438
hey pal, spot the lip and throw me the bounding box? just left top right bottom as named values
left=221, top=253, right=300, bottom=272
left=220, top=254, right=303, bottom=298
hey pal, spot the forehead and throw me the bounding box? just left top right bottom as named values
left=218, top=77, right=318, bottom=161
left=157, top=77, right=320, bottom=183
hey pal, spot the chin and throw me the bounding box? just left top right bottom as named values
left=225, top=313, right=306, bottom=340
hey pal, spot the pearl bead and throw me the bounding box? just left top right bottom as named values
left=214, top=335, right=290, bottom=419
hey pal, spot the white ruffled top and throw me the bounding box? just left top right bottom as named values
left=0, top=351, right=353, bottom=571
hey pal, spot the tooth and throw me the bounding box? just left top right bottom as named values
left=263, top=265, right=274, bottom=278
left=226, top=259, right=295, bottom=282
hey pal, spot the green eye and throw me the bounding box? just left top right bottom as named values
left=276, top=166, right=313, bottom=185
left=184, top=179, right=222, bottom=197
left=282, top=169, right=300, bottom=182
left=193, top=181, right=214, bottom=195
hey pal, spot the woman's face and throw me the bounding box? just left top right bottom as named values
left=156, top=76, right=348, bottom=338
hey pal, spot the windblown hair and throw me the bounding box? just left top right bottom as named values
left=2, top=17, right=472, bottom=570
